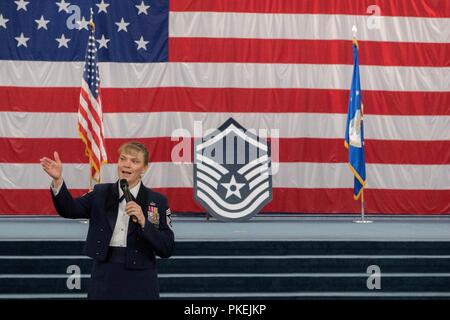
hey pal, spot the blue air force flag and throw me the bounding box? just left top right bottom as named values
left=345, top=41, right=366, bottom=200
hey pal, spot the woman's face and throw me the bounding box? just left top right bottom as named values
left=117, top=151, right=148, bottom=188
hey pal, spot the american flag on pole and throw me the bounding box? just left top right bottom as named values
left=0, top=0, right=449, bottom=215
left=78, top=17, right=107, bottom=183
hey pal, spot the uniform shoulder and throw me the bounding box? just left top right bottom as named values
left=147, top=188, right=169, bottom=204
left=93, top=183, right=114, bottom=192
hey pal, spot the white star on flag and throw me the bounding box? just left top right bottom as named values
left=35, top=15, right=50, bottom=30
left=136, top=1, right=150, bottom=15
left=96, top=35, right=110, bottom=49
left=135, top=36, right=149, bottom=50
left=115, top=18, right=130, bottom=32
left=0, top=14, right=9, bottom=29
left=56, top=0, right=71, bottom=13
left=15, top=0, right=30, bottom=11
left=15, top=32, right=29, bottom=47
left=55, top=34, right=71, bottom=48
left=96, top=0, right=110, bottom=14
left=76, top=17, right=89, bottom=30
left=221, top=175, right=246, bottom=199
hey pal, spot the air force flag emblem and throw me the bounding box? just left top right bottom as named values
left=193, top=118, right=273, bottom=222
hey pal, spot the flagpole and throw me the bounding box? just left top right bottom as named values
left=89, top=157, right=94, bottom=191
left=351, top=25, right=372, bottom=224
left=355, top=189, right=372, bottom=223
left=88, top=7, right=94, bottom=192
left=360, top=190, right=366, bottom=222
left=361, top=191, right=364, bottom=221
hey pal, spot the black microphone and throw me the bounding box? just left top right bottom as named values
left=119, top=178, right=133, bottom=202
left=119, top=179, right=138, bottom=223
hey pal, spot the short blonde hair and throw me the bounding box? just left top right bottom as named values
left=118, top=141, right=149, bottom=166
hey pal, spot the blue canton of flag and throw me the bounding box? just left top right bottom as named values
left=344, top=40, right=366, bottom=200
left=0, top=0, right=168, bottom=62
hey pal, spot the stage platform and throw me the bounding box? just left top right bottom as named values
left=1, top=215, right=449, bottom=299
left=0, top=215, right=449, bottom=241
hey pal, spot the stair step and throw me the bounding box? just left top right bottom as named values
left=1, top=275, right=450, bottom=294
left=159, top=275, right=450, bottom=293
left=2, top=241, right=450, bottom=256
left=158, top=257, right=450, bottom=274
left=0, top=259, right=93, bottom=274
left=1, top=257, right=449, bottom=274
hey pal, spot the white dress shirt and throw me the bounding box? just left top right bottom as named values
left=109, top=180, right=141, bottom=247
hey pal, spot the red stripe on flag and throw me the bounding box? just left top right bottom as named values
left=101, top=88, right=450, bottom=116
left=279, top=138, right=450, bottom=165
left=0, top=87, right=79, bottom=112
left=133, top=188, right=450, bottom=215
left=170, top=0, right=450, bottom=17
left=0, top=189, right=87, bottom=215
left=1, top=138, right=449, bottom=165
left=2, top=87, right=448, bottom=116
left=2, top=188, right=449, bottom=215
left=170, top=38, right=450, bottom=67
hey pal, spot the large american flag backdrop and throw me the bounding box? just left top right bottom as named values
left=0, top=0, right=449, bottom=216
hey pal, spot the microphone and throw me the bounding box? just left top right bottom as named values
left=119, top=179, right=138, bottom=223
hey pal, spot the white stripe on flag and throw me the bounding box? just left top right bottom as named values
left=1, top=61, right=449, bottom=92
left=1, top=112, right=449, bottom=141
left=169, top=12, right=450, bottom=43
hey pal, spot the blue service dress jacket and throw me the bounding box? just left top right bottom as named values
left=50, top=180, right=175, bottom=299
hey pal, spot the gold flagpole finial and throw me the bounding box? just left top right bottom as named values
left=88, top=8, right=95, bottom=31
left=352, top=25, right=359, bottom=48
